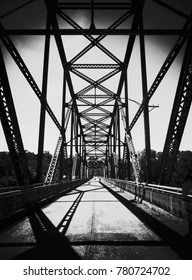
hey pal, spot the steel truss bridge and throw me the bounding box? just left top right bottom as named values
left=0, top=0, right=192, bottom=260
left=0, top=0, right=192, bottom=186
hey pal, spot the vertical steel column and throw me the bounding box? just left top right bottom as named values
left=124, top=76, right=131, bottom=180
left=70, top=104, right=74, bottom=180
left=75, top=115, right=78, bottom=153
left=117, top=106, right=121, bottom=179
left=79, top=133, right=83, bottom=178
left=74, top=112, right=79, bottom=178
left=113, top=108, right=118, bottom=178
left=83, top=142, right=87, bottom=178
left=81, top=135, right=84, bottom=178
left=59, top=72, right=67, bottom=181
left=82, top=140, right=85, bottom=178
left=139, top=12, right=152, bottom=184
left=110, top=119, right=115, bottom=178
left=0, top=47, right=30, bottom=186
left=76, top=123, right=80, bottom=178
left=44, top=0, right=85, bottom=147
left=109, top=134, right=112, bottom=177
left=36, top=18, right=50, bottom=183
left=90, top=0, right=95, bottom=29
left=106, top=144, right=109, bottom=177
left=113, top=113, right=116, bottom=153
left=81, top=135, right=85, bottom=178
left=158, top=34, right=192, bottom=185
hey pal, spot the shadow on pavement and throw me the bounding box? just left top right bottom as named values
left=100, top=182, right=192, bottom=260
left=13, top=206, right=81, bottom=260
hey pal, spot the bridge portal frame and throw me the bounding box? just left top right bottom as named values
left=0, top=0, right=192, bottom=186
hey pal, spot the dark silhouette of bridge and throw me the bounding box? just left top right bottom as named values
left=0, top=0, right=192, bottom=260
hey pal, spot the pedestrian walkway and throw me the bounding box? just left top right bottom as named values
left=0, top=178, right=189, bottom=259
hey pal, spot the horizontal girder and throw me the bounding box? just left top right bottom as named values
left=58, top=2, right=132, bottom=10
left=1, top=29, right=191, bottom=36
left=1, top=0, right=192, bottom=185
left=71, top=64, right=120, bottom=69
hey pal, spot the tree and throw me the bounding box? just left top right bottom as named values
left=138, top=149, right=163, bottom=183
left=0, top=152, right=17, bottom=187
left=171, top=151, right=192, bottom=187
left=0, top=151, right=52, bottom=187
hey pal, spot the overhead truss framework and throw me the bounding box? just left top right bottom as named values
left=0, top=0, right=192, bottom=185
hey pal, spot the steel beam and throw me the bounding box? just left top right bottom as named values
left=64, top=9, right=133, bottom=64
left=129, top=14, right=192, bottom=131
left=0, top=47, right=30, bottom=186
left=71, top=64, right=120, bottom=69
left=44, top=0, right=85, bottom=143
left=58, top=2, right=132, bottom=10
left=1, top=0, right=191, bottom=187
left=36, top=18, right=50, bottom=183
left=117, top=107, right=121, bottom=179
left=57, top=10, right=121, bottom=64
left=0, top=22, right=64, bottom=135
left=0, top=0, right=35, bottom=20
left=70, top=104, right=74, bottom=180
left=106, top=6, right=140, bottom=149
left=139, top=12, right=152, bottom=184
left=158, top=35, right=192, bottom=185
left=59, top=73, right=67, bottom=181
left=1, top=29, right=191, bottom=36
left=123, top=76, right=131, bottom=180
left=152, top=0, right=188, bottom=19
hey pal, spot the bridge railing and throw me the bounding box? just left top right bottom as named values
left=102, top=178, right=192, bottom=221
left=0, top=178, right=89, bottom=220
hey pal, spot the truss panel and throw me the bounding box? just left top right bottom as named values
left=1, top=0, right=192, bottom=184
left=0, top=47, right=30, bottom=186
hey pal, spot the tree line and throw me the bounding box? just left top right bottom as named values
left=138, top=149, right=192, bottom=187
left=0, top=151, right=51, bottom=187
left=0, top=149, right=192, bottom=188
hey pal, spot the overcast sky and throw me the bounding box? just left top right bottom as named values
left=0, top=0, right=192, bottom=155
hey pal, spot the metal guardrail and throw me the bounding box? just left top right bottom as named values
left=142, top=183, right=182, bottom=196
left=102, top=178, right=190, bottom=197
left=102, top=177, right=192, bottom=220
left=0, top=179, right=89, bottom=219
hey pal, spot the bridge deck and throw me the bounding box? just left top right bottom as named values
left=0, top=178, right=190, bottom=260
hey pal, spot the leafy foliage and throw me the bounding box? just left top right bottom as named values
left=0, top=151, right=51, bottom=187
left=138, top=149, right=162, bottom=183
left=0, top=149, right=192, bottom=187
left=170, top=151, right=192, bottom=187
left=138, top=149, right=192, bottom=186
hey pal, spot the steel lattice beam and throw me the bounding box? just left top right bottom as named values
left=129, top=14, right=192, bottom=132
left=0, top=47, right=31, bottom=186
left=106, top=7, right=140, bottom=144
left=158, top=35, right=192, bottom=184
left=0, top=22, right=64, bottom=135
left=1, top=29, right=192, bottom=36
left=1, top=0, right=192, bottom=183
left=36, top=17, right=51, bottom=183
left=44, top=0, right=85, bottom=144
left=58, top=2, right=132, bottom=10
